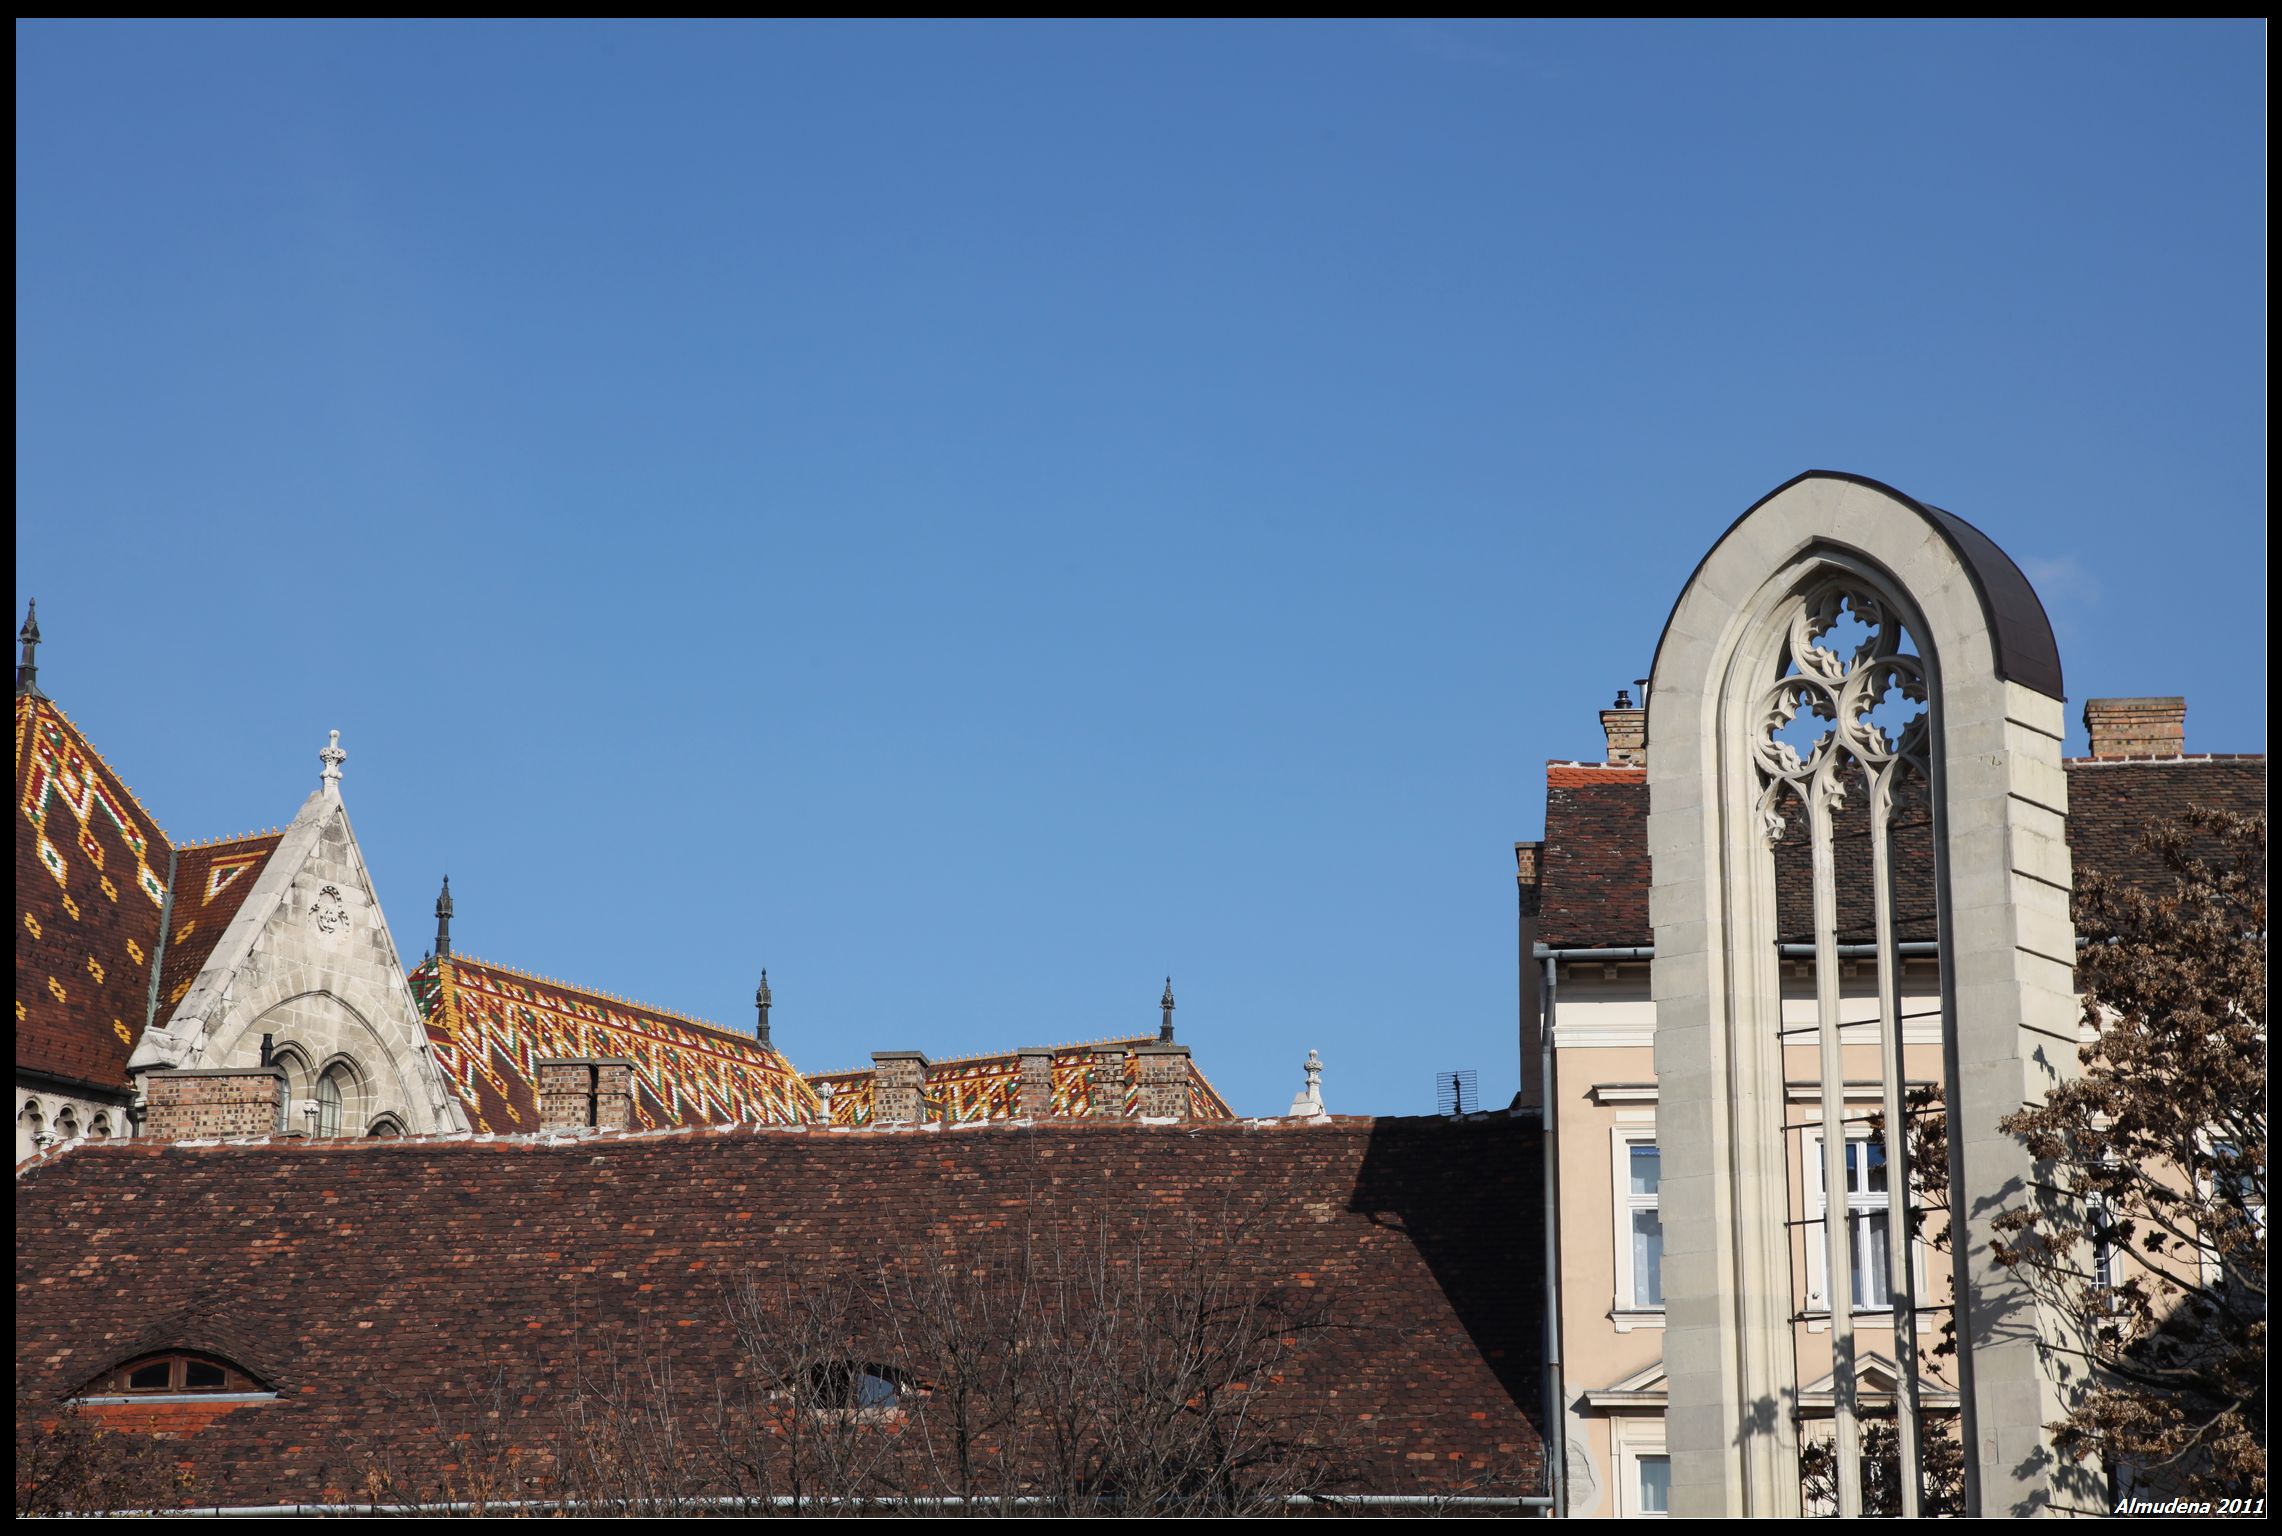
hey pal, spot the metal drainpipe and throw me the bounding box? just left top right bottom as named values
left=1542, top=952, right=1564, bottom=1518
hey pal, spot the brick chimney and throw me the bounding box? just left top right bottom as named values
left=1015, top=1047, right=1057, bottom=1120
left=537, top=1059, right=634, bottom=1132
left=142, top=1067, right=287, bottom=1140
left=1600, top=689, right=1645, bottom=766
left=1133, top=1041, right=1192, bottom=1120
left=1516, top=840, right=1545, bottom=1111
left=1087, top=1046, right=1130, bottom=1118
left=2083, top=697, right=2186, bottom=759
left=871, top=1051, right=930, bottom=1126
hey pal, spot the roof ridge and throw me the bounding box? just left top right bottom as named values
left=2063, top=752, right=2266, bottom=765
left=20, top=695, right=175, bottom=845
left=176, top=829, right=287, bottom=852
left=440, top=951, right=779, bottom=1057
left=807, top=1035, right=1164, bottom=1080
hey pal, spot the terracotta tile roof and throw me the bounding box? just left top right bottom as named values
left=411, top=954, right=822, bottom=1132
left=14, top=1116, right=1546, bottom=1507
left=2057, top=756, right=2269, bottom=905
left=810, top=1038, right=1238, bottom=1126
left=1535, top=755, right=2267, bottom=951
left=14, top=697, right=173, bottom=1092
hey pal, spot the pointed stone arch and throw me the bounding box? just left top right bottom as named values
left=1646, top=472, right=2091, bottom=1517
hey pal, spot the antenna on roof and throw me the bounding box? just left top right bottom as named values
left=16, top=600, right=43, bottom=700
left=755, top=970, right=773, bottom=1047
left=1159, top=977, right=1176, bottom=1042
left=435, top=876, right=454, bottom=959
left=1436, top=1068, right=1479, bottom=1118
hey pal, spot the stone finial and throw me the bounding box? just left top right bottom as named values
left=318, top=729, right=348, bottom=794
left=15, top=600, right=43, bottom=700
left=434, top=876, right=454, bottom=959
left=755, top=969, right=773, bottom=1047
left=1159, top=976, right=1176, bottom=1042
left=1287, top=1048, right=1327, bottom=1120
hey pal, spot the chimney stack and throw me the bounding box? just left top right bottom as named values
left=1087, top=1047, right=1129, bottom=1118
left=871, top=1051, right=930, bottom=1126
left=2082, top=697, right=2186, bottom=759
left=537, top=1059, right=634, bottom=1132
left=1016, top=1047, right=1057, bottom=1120
left=1134, top=1040, right=1192, bottom=1120
left=1600, top=688, right=1646, bottom=766
left=142, top=1067, right=288, bottom=1140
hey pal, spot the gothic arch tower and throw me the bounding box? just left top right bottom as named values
left=1646, top=472, right=2094, bottom=1517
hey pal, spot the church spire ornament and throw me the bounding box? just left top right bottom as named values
left=16, top=601, right=43, bottom=699
left=434, top=876, right=454, bottom=959
left=1159, top=977, right=1176, bottom=1042
left=755, top=970, right=773, bottom=1047
left=318, top=730, right=347, bottom=795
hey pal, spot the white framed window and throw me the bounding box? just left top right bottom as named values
left=1804, top=1133, right=1925, bottom=1316
left=1612, top=1417, right=1670, bottom=1517
left=2086, top=1189, right=2121, bottom=1291
left=1609, top=1126, right=1664, bottom=1321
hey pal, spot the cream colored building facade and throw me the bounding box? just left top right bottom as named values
left=1532, top=943, right=1959, bottom=1517
left=1519, top=474, right=2260, bottom=1517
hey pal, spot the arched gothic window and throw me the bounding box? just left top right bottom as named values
left=315, top=1067, right=348, bottom=1137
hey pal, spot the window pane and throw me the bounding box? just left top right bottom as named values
left=1854, top=1210, right=1892, bottom=1308
left=316, top=1071, right=345, bottom=1137
left=128, top=1362, right=172, bottom=1391
left=1858, top=1140, right=1888, bottom=1195
left=1629, top=1144, right=1661, bottom=1197
left=1632, top=1208, right=1665, bottom=1308
left=1638, top=1454, right=1671, bottom=1515
left=183, top=1359, right=227, bottom=1390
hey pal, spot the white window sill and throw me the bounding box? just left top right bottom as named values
left=1610, top=1306, right=1667, bottom=1332
left=1803, top=1310, right=1941, bottom=1334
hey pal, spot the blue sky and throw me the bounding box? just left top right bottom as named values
left=15, top=21, right=2265, bottom=1115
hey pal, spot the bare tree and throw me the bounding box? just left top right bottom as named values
left=13, top=1396, right=202, bottom=1517
left=1995, top=808, right=2267, bottom=1498
left=1871, top=809, right=2266, bottom=1505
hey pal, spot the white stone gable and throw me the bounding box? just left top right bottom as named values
left=128, top=785, right=468, bottom=1136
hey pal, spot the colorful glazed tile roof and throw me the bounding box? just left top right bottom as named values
left=809, top=1039, right=1236, bottom=1126
left=411, top=954, right=821, bottom=1132
left=157, top=833, right=286, bottom=1016
left=14, top=696, right=174, bottom=1091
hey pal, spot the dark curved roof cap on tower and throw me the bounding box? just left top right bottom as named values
left=1648, top=470, right=2066, bottom=711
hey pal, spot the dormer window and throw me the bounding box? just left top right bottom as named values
left=785, top=1362, right=909, bottom=1418
left=86, top=1352, right=266, bottom=1398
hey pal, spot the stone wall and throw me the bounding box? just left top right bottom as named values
left=143, top=1068, right=285, bottom=1140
